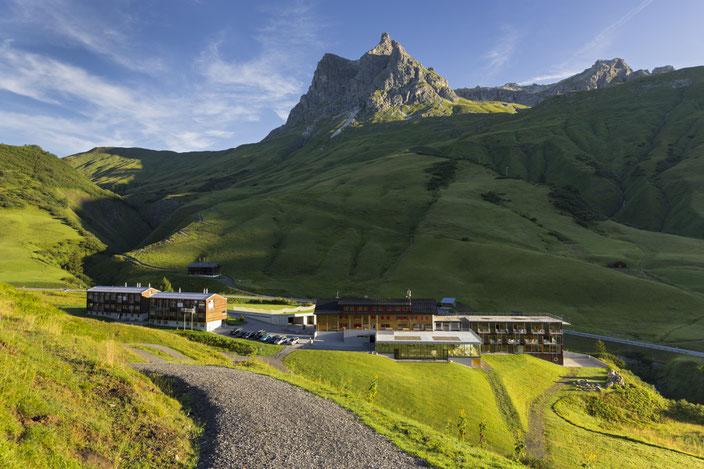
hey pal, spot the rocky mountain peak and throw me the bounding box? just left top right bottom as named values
left=369, top=32, right=396, bottom=55
left=455, top=58, right=676, bottom=106
left=267, top=33, right=458, bottom=138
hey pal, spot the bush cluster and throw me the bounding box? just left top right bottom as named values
left=548, top=185, right=604, bottom=226
left=585, top=384, right=665, bottom=424
left=425, top=159, right=458, bottom=191
left=176, top=330, right=256, bottom=355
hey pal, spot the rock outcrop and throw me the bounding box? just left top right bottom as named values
left=268, top=33, right=457, bottom=137
left=455, top=59, right=676, bottom=106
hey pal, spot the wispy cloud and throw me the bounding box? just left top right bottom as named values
left=0, top=0, right=325, bottom=155
left=524, top=0, right=655, bottom=84
left=3, top=0, right=163, bottom=74
left=485, top=25, right=519, bottom=72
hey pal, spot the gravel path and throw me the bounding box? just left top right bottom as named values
left=220, top=345, right=300, bottom=373
left=133, top=364, right=426, bottom=468
left=126, top=343, right=192, bottom=361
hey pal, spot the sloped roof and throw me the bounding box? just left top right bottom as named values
left=88, top=286, right=153, bottom=294
left=187, top=262, right=220, bottom=268
left=151, top=292, right=220, bottom=300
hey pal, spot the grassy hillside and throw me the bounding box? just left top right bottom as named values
left=62, top=68, right=704, bottom=351
left=286, top=350, right=515, bottom=454
left=0, top=144, right=151, bottom=287
left=22, top=287, right=523, bottom=469
left=285, top=350, right=704, bottom=469
left=0, top=283, right=201, bottom=467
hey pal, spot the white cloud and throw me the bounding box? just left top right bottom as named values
left=485, top=25, right=519, bottom=71
left=523, top=0, right=655, bottom=84
left=3, top=0, right=164, bottom=74
left=0, top=1, right=325, bottom=154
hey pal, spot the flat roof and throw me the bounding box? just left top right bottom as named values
left=440, top=297, right=456, bottom=303
left=187, top=262, right=220, bottom=268
left=315, top=298, right=437, bottom=314
left=88, top=286, right=153, bottom=294
left=151, top=292, right=219, bottom=300
left=375, top=330, right=481, bottom=345
left=435, top=314, right=570, bottom=325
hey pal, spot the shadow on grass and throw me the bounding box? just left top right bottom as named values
left=139, top=369, right=218, bottom=467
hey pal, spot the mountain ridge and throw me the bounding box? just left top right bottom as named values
left=268, top=32, right=522, bottom=138
left=455, top=58, right=676, bottom=106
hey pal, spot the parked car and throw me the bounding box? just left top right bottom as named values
left=267, top=335, right=280, bottom=343
left=244, top=331, right=255, bottom=339
left=289, top=337, right=299, bottom=345
left=274, top=336, right=287, bottom=345
left=253, top=330, right=266, bottom=339
left=230, top=328, right=243, bottom=336
left=259, top=334, right=272, bottom=342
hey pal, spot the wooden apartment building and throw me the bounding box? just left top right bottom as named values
left=148, top=291, right=227, bottom=331
left=434, top=314, right=568, bottom=364
left=86, top=285, right=158, bottom=322
left=314, top=297, right=437, bottom=332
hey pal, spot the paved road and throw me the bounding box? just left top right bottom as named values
left=133, top=364, right=426, bottom=468
left=565, top=330, right=704, bottom=358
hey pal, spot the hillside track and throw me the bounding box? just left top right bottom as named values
left=525, top=371, right=575, bottom=460
left=133, top=364, right=426, bottom=469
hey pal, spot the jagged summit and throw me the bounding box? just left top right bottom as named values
left=267, top=32, right=459, bottom=138
left=455, top=58, right=676, bottom=106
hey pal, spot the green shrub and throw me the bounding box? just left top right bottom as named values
left=176, top=330, right=256, bottom=355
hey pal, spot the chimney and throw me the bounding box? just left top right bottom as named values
left=124, top=282, right=127, bottom=287
left=179, top=287, right=181, bottom=293
left=148, top=283, right=151, bottom=288
left=137, top=282, right=141, bottom=288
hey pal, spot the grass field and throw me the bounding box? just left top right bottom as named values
left=4, top=286, right=523, bottom=468
left=0, top=207, right=83, bottom=287
left=544, top=362, right=704, bottom=468
left=0, top=283, right=201, bottom=468
left=284, top=349, right=704, bottom=468
left=285, top=350, right=515, bottom=455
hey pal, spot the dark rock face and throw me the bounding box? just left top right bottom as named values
left=270, top=33, right=457, bottom=136
left=455, top=59, right=676, bottom=106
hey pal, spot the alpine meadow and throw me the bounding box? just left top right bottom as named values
left=2, top=6, right=704, bottom=468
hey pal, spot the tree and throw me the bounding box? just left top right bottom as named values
left=456, top=409, right=468, bottom=441
left=159, top=276, right=174, bottom=292
left=595, top=339, right=607, bottom=355
left=478, top=419, right=487, bottom=447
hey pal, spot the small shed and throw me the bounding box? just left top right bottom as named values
left=187, top=262, right=221, bottom=277
left=440, top=297, right=456, bottom=308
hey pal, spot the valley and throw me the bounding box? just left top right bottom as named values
left=2, top=25, right=704, bottom=469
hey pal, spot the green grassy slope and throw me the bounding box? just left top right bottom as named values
left=0, top=144, right=152, bottom=287
left=0, top=283, right=201, bottom=468
left=285, top=349, right=704, bottom=469
left=32, top=288, right=522, bottom=469
left=64, top=68, right=704, bottom=350
left=285, top=350, right=515, bottom=454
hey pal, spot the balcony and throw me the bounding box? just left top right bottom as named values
left=548, top=329, right=563, bottom=335
left=513, top=328, right=527, bottom=334
left=476, top=328, right=491, bottom=334
left=495, top=328, right=508, bottom=334
left=530, top=329, right=545, bottom=335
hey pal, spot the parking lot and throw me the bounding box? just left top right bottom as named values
left=214, top=314, right=316, bottom=346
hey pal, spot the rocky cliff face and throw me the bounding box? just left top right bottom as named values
left=268, top=33, right=457, bottom=137
left=455, top=59, right=676, bottom=106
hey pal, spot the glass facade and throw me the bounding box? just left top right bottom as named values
left=376, top=343, right=481, bottom=360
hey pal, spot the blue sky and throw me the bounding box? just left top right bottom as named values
left=0, top=0, right=701, bottom=156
